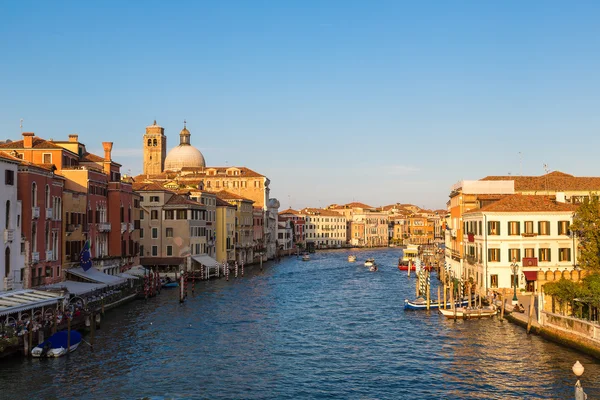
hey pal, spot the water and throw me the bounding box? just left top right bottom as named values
left=1, top=249, right=599, bottom=399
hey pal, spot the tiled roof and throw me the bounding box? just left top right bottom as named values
left=481, top=171, right=600, bottom=192
left=0, top=151, right=56, bottom=172
left=164, top=194, right=204, bottom=207
left=464, top=194, right=578, bottom=214
left=299, top=207, right=347, bottom=217
left=329, top=202, right=374, bottom=210
left=203, top=167, right=265, bottom=178
left=213, top=190, right=253, bottom=202
left=0, top=136, right=65, bottom=150
left=0, top=151, right=22, bottom=163
left=81, top=152, right=105, bottom=162
left=132, top=181, right=172, bottom=192
left=279, top=208, right=299, bottom=215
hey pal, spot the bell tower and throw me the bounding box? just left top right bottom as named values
left=143, top=120, right=166, bottom=175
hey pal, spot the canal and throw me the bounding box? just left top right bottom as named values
left=1, top=249, right=599, bottom=399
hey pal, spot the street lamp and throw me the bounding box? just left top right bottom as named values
left=510, top=258, right=519, bottom=303
left=573, top=361, right=587, bottom=400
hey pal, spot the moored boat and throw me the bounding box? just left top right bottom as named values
left=161, top=277, right=179, bottom=288
left=348, top=255, right=357, bottom=262
left=32, top=330, right=82, bottom=358
left=369, top=265, right=378, bottom=272
left=364, top=258, right=375, bottom=267
left=438, top=305, right=497, bottom=319
left=404, top=297, right=470, bottom=310
left=302, top=254, right=310, bottom=261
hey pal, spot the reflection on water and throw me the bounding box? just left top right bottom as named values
left=1, top=249, right=598, bottom=399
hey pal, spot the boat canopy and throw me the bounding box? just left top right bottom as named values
left=0, top=290, right=65, bottom=317
left=39, top=331, right=82, bottom=349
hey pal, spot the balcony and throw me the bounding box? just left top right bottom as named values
left=128, top=222, right=135, bottom=232
left=98, top=222, right=111, bottom=232
left=32, top=206, right=40, bottom=219
left=45, top=207, right=53, bottom=219
left=32, top=252, right=40, bottom=263
left=45, top=250, right=54, bottom=261
left=66, top=224, right=76, bottom=233
left=121, top=222, right=127, bottom=233
left=3, top=229, right=14, bottom=243
left=521, top=232, right=537, bottom=237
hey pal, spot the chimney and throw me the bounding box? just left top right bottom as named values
left=556, top=192, right=566, bottom=203
left=102, top=142, right=113, bottom=162
left=69, top=134, right=79, bottom=143
left=22, top=132, right=34, bottom=148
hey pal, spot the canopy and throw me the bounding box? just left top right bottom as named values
left=39, top=330, right=82, bottom=349
left=118, top=272, right=140, bottom=280
left=192, top=255, right=220, bottom=267
left=42, top=281, right=107, bottom=296
left=523, top=270, right=538, bottom=281
left=0, top=290, right=65, bottom=317
left=66, top=267, right=126, bottom=285
left=126, top=265, right=148, bottom=277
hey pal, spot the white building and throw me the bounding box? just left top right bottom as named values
left=462, top=194, right=578, bottom=296
left=277, top=219, right=293, bottom=251
left=266, top=198, right=280, bottom=259
left=0, top=153, right=25, bottom=291
left=300, top=208, right=347, bottom=248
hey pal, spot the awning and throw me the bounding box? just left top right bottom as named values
left=118, top=272, right=140, bottom=280
left=126, top=265, right=148, bottom=277
left=41, top=281, right=107, bottom=296
left=0, top=290, right=65, bottom=317
left=192, top=255, right=220, bottom=267
left=66, top=267, right=126, bottom=285
left=523, top=270, right=538, bottom=281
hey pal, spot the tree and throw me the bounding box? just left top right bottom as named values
left=569, top=195, right=600, bottom=272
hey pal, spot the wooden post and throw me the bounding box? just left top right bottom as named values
left=90, top=311, right=95, bottom=351
left=500, top=296, right=505, bottom=321
left=67, top=317, right=71, bottom=353
left=426, top=284, right=430, bottom=310
left=437, top=286, right=441, bottom=309
left=415, top=274, right=419, bottom=298
left=443, top=284, right=447, bottom=309
left=527, top=293, right=535, bottom=334
left=467, top=283, right=471, bottom=308
left=451, top=282, right=456, bottom=320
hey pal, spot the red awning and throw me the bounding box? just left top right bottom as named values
left=523, top=270, right=538, bottom=281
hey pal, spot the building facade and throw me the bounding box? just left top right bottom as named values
left=0, top=153, right=24, bottom=291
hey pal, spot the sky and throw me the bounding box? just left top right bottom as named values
left=1, top=1, right=599, bottom=210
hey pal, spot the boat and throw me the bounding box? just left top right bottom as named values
left=348, top=255, right=357, bottom=262
left=369, top=265, right=378, bottom=272
left=364, top=258, right=375, bottom=267
left=302, top=254, right=310, bottom=261
left=32, top=330, right=82, bottom=358
left=438, top=305, right=497, bottom=319
left=404, top=297, right=471, bottom=310
left=398, top=246, right=419, bottom=270
left=161, top=277, right=179, bottom=288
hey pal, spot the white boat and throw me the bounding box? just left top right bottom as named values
left=32, top=330, right=82, bottom=358
left=369, top=264, right=378, bottom=272
left=302, top=254, right=310, bottom=261
left=439, top=306, right=497, bottom=319
left=348, top=255, right=357, bottom=262
left=364, top=258, right=375, bottom=267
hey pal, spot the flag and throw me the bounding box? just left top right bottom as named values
left=80, top=240, right=92, bottom=271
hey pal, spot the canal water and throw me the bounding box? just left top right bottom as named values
left=1, top=249, right=599, bottom=399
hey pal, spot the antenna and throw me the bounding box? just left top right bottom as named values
left=20, top=119, right=23, bottom=132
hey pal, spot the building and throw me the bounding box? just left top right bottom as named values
left=277, top=218, right=294, bottom=252
left=214, top=190, right=254, bottom=264
left=215, top=198, right=236, bottom=263
left=329, top=202, right=388, bottom=247
left=0, top=152, right=24, bottom=291
left=253, top=207, right=266, bottom=255
left=299, top=208, right=347, bottom=248
left=462, top=194, right=578, bottom=297
left=189, top=190, right=217, bottom=259
left=279, top=208, right=306, bottom=247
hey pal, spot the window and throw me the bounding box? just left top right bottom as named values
left=166, top=245, right=173, bottom=256
left=151, top=245, right=158, bottom=256
left=538, top=221, right=550, bottom=235
left=165, top=210, right=174, bottom=220
left=177, top=210, right=187, bottom=219
left=508, top=221, right=520, bottom=236
left=488, top=248, right=500, bottom=262
left=42, top=153, right=52, bottom=164
left=140, top=229, right=144, bottom=238
left=150, top=196, right=159, bottom=202
left=5, top=170, right=14, bottom=185
left=151, top=210, right=158, bottom=220
left=508, top=249, right=521, bottom=262
left=488, top=221, right=500, bottom=235
left=140, top=210, right=144, bottom=220
left=558, top=248, right=571, bottom=262
left=539, top=248, right=551, bottom=262
left=524, top=221, right=534, bottom=235
left=524, top=248, right=535, bottom=258
left=558, top=221, right=570, bottom=236
left=152, top=227, right=158, bottom=239
left=490, top=274, right=498, bottom=288
left=166, top=228, right=173, bottom=238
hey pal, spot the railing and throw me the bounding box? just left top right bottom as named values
left=45, top=250, right=54, bottom=261
left=128, top=222, right=135, bottom=232
left=98, top=222, right=111, bottom=232
left=541, top=311, right=600, bottom=341
left=45, top=207, right=53, bottom=219
left=121, top=222, right=127, bottom=233
left=3, top=229, right=14, bottom=243
left=32, top=206, right=40, bottom=219
left=67, top=224, right=76, bottom=233
left=32, top=252, right=40, bottom=263
left=521, top=232, right=537, bottom=237
left=466, top=255, right=477, bottom=265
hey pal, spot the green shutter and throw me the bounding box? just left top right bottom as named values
left=548, top=249, right=551, bottom=262
left=517, top=249, right=521, bottom=261
left=517, top=222, right=521, bottom=235
left=497, top=222, right=500, bottom=236
left=538, top=248, right=542, bottom=261
left=558, top=221, right=562, bottom=235
left=568, top=248, right=571, bottom=262
left=508, top=249, right=512, bottom=262
left=538, top=221, right=541, bottom=235
left=487, top=222, right=491, bottom=235
left=488, top=248, right=492, bottom=262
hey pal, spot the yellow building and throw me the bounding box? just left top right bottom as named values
left=62, top=189, right=87, bottom=269
left=214, top=190, right=254, bottom=264
left=215, top=197, right=236, bottom=263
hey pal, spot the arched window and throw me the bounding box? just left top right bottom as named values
left=147, top=139, right=152, bottom=146
left=31, top=182, right=37, bottom=206
left=31, top=222, right=37, bottom=252
left=153, top=139, right=157, bottom=147
left=45, top=185, right=50, bottom=208
left=5, top=200, right=9, bottom=229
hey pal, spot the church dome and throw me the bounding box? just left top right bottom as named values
left=164, top=123, right=206, bottom=171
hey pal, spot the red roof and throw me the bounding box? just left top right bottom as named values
left=481, top=171, right=600, bottom=192
left=0, top=136, right=66, bottom=150
left=464, top=194, right=578, bottom=214
left=213, top=190, right=253, bottom=202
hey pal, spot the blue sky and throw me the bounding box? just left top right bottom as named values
left=1, top=1, right=599, bottom=210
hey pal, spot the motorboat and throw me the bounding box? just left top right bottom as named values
left=348, top=255, right=357, bottom=262
left=398, top=245, right=419, bottom=270
left=369, top=265, right=378, bottom=272
left=302, top=254, right=310, bottom=261
left=439, top=305, right=497, bottom=319
left=404, top=297, right=471, bottom=310
left=364, top=258, right=375, bottom=267
left=161, top=277, right=179, bottom=288
left=32, top=330, right=82, bottom=358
